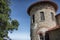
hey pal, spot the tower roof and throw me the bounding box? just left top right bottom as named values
left=55, top=13, right=60, bottom=17
left=46, top=25, right=60, bottom=32
left=27, top=1, right=58, bottom=15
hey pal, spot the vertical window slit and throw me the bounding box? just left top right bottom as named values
left=32, top=15, right=35, bottom=23
left=40, top=12, right=45, bottom=21
left=51, top=12, right=55, bottom=21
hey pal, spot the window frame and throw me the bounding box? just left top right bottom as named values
left=51, top=12, right=55, bottom=21
left=40, top=12, right=45, bottom=21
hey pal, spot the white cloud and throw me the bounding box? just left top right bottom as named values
left=8, top=32, right=30, bottom=40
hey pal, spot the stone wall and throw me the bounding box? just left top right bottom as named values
left=30, top=3, right=57, bottom=40
left=30, top=4, right=56, bottom=29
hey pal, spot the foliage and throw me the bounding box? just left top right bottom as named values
left=0, top=0, right=19, bottom=40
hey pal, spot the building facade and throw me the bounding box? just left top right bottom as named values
left=27, top=0, right=60, bottom=40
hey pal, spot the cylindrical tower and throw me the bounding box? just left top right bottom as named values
left=27, top=0, right=58, bottom=40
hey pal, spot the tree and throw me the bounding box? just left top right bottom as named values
left=0, top=0, right=19, bottom=40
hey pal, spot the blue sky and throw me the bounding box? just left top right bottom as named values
left=8, top=0, right=60, bottom=40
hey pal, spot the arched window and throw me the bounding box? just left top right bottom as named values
left=39, top=33, right=49, bottom=40
left=51, top=12, right=55, bottom=21
left=39, top=33, right=43, bottom=40
left=40, top=12, right=45, bottom=21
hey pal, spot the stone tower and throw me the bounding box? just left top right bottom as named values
left=27, top=0, right=58, bottom=40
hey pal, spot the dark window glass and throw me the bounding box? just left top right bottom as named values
left=45, top=32, right=49, bottom=40
left=39, top=33, right=43, bottom=40
left=40, top=12, right=45, bottom=21
left=51, top=12, right=55, bottom=20
left=32, top=15, right=35, bottom=23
